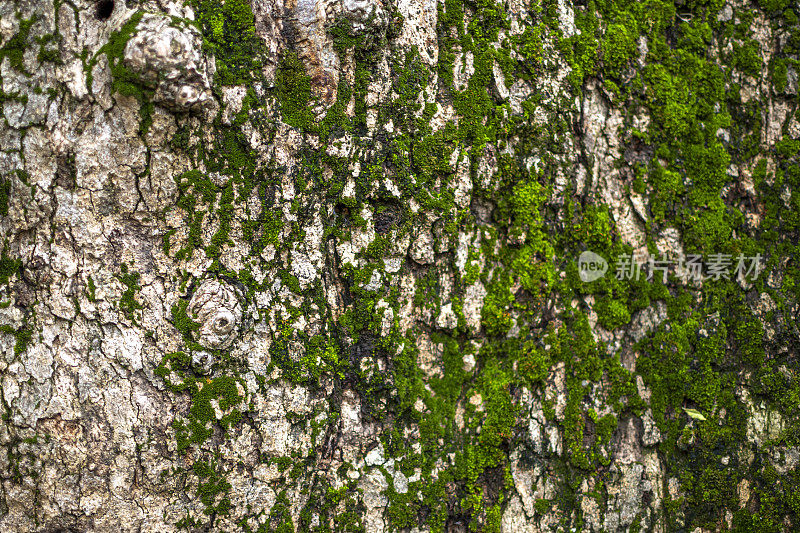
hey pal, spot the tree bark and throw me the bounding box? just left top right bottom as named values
left=1, top=0, right=799, bottom=531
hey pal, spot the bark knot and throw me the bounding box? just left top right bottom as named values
left=187, top=279, right=243, bottom=350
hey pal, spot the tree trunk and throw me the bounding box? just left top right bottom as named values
left=1, top=0, right=799, bottom=530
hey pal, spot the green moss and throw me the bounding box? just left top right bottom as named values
left=191, top=0, right=262, bottom=85
left=193, top=458, right=233, bottom=516
left=93, top=12, right=145, bottom=96
left=770, top=57, right=789, bottom=92
left=595, top=299, right=631, bottom=330
left=170, top=299, right=201, bottom=348
left=117, top=263, right=143, bottom=323
left=275, top=51, right=315, bottom=130
left=602, top=21, right=637, bottom=79
left=168, top=374, right=244, bottom=452
left=0, top=180, right=11, bottom=217
left=267, top=491, right=296, bottom=532
left=731, top=40, right=762, bottom=77
left=135, top=0, right=800, bottom=527
left=757, top=0, right=791, bottom=15
left=0, top=247, right=20, bottom=286
left=36, top=46, right=61, bottom=64
left=86, top=276, right=97, bottom=302
left=0, top=321, right=32, bottom=356
left=85, top=11, right=160, bottom=135
left=0, top=16, right=35, bottom=73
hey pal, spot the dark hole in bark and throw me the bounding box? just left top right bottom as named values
left=334, top=204, right=352, bottom=229
left=95, top=0, right=114, bottom=20
left=583, top=415, right=597, bottom=448
left=56, top=151, right=76, bottom=190
left=470, top=196, right=495, bottom=225
left=349, top=333, right=375, bottom=366
left=373, top=201, right=402, bottom=235
left=374, top=208, right=399, bottom=235
left=444, top=517, right=469, bottom=533
left=213, top=316, right=231, bottom=332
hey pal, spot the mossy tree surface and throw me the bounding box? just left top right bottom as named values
left=0, top=0, right=800, bottom=531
